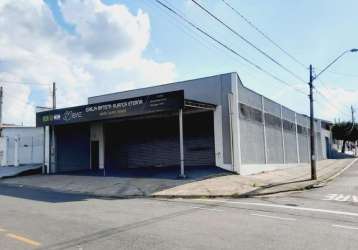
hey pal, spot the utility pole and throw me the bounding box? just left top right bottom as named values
left=53, top=82, right=56, bottom=110
left=49, top=82, right=56, bottom=174
left=309, top=65, right=317, bottom=180
left=308, top=49, right=357, bottom=168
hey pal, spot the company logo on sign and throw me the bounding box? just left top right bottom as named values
left=63, top=111, right=83, bottom=121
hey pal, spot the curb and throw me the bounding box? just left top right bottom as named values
left=312, top=157, right=358, bottom=187
left=1, top=159, right=356, bottom=200
left=0, top=167, right=42, bottom=179
left=151, top=158, right=358, bottom=199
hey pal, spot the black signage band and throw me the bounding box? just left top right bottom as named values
left=36, top=90, right=184, bottom=127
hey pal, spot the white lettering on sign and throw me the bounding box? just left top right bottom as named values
left=86, top=99, right=143, bottom=113
left=63, top=111, right=83, bottom=121
left=323, top=194, right=358, bottom=203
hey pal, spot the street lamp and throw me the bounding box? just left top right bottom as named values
left=309, top=48, right=357, bottom=180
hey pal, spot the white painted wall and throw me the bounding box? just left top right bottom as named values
left=0, top=127, right=44, bottom=167
left=321, top=128, right=332, bottom=159
left=90, top=123, right=104, bottom=169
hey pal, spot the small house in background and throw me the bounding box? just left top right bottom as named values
left=0, top=124, right=44, bottom=167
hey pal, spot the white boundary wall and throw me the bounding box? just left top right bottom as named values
left=0, top=127, right=44, bottom=167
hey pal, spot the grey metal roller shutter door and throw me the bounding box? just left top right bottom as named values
left=105, top=112, right=215, bottom=169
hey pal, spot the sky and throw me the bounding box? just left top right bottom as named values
left=0, top=0, right=357, bottom=126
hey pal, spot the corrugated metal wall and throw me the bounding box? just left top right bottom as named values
left=105, top=112, right=215, bottom=169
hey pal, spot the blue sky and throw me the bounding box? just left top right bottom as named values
left=1, top=0, right=357, bottom=125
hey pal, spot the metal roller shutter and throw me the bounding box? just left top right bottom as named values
left=105, top=111, right=215, bottom=169
left=56, top=123, right=90, bottom=172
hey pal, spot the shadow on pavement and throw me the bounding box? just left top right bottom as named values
left=0, top=184, right=90, bottom=203
left=0, top=166, right=231, bottom=202
left=330, top=149, right=355, bottom=159
left=236, top=178, right=313, bottom=197
left=63, top=165, right=229, bottom=180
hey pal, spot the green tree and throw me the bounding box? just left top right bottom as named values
left=332, top=122, right=358, bottom=153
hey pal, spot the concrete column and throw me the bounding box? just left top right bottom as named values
left=45, top=126, right=50, bottom=174
left=31, top=136, right=34, bottom=164
left=295, top=113, right=300, bottom=163
left=49, top=126, right=56, bottom=173
left=229, top=73, right=242, bottom=174
left=262, top=96, right=268, bottom=164
left=43, top=127, right=46, bottom=174
left=280, top=106, right=286, bottom=164
left=14, top=136, right=19, bottom=167
left=178, top=108, right=185, bottom=178
left=99, top=125, right=105, bottom=170
left=90, top=123, right=105, bottom=170
left=213, top=106, right=225, bottom=169
left=1, top=137, right=8, bottom=166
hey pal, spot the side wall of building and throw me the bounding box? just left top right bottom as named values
left=236, top=78, right=327, bottom=175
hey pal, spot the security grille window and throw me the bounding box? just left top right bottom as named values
left=264, top=113, right=281, bottom=128
left=283, top=120, right=295, bottom=132
left=239, top=103, right=263, bottom=123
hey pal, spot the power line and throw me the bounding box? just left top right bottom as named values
left=315, top=88, right=352, bottom=117
left=190, top=0, right=307, bottom=83
left=141, top=0, right=252, bottom=71
left=320, top=70, right=358, bottom=78
left=154, top=0, right=308, bottom=96
left=0, top=86, right=47, bottom=107
left=220, top=0, right=307, bottom=70
left=314, top=77, right=355, bottom=113
left=0, top=79, right=51, bottom=86
left=3, top=94, right=34, bottom=107
left=144, top=0, right=268, bottom=85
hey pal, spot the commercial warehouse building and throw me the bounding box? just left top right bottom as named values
left=37, top=73, right=332, bottom=176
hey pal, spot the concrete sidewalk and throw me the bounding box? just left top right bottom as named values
left=152, top=158, right=358, bottom=198
left=0, top=159, right=356, bottom=199
left=0, top=166, right=229, bottom=198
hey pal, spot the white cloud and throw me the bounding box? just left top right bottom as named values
left=270, top=83, right=358, bottom=122
left=315, top=86, right=358, bottom=121
left=0, top=0, right=176, bottom=126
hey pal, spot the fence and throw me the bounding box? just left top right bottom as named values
left=0, top=135, right=44, bottom=166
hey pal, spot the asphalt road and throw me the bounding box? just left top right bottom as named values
left=0, top=162, right=357, bottom=250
